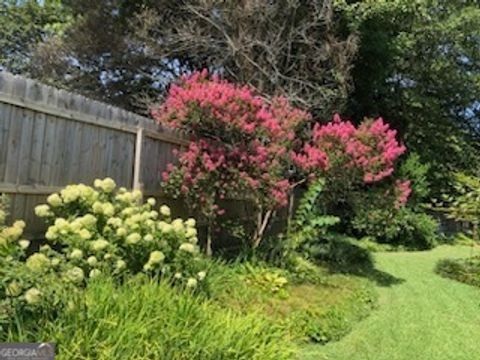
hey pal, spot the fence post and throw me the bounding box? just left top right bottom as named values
left=133, top=127, right=144, bottom=191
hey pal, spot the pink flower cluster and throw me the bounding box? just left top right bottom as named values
left=152, top=69, right=308, bottom=144
left=153, top=71, right=309, bottom=216
left=394, top=180, right=412, bottom=208
left=294, top=114, right=406, bottom=184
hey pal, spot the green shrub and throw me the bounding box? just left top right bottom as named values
left=435, top=256, right=480, bottom=287
left=352, top=207, right=438, bottom=249
left=1, top=179, right=208, bottom=332
left=35, top=178, right=206, bottom=288
left=3, top=276, right=294, bottom=360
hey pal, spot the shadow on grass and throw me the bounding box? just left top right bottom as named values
left=312, top=238, right=405, bottom=287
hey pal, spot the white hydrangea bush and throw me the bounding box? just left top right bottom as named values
left=0, top=195, right=80, bottom=326
left=33, top=178, right=207, bottom=288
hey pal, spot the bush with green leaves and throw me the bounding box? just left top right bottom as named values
left=1, top=179, right=207, bottom=332
left=352, top=206, right=438, bottom=250
left=0, top=195, right=80, bottom=330
left=34, top=178, right=206, bottom=288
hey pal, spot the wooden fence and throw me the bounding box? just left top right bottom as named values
left=0, top=71, right=189, bottom=237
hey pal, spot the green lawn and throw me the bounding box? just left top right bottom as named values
left=300, top=245, right=480, bottom=360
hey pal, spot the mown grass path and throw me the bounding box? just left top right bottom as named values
left=301, top=246, right=480, bottom=360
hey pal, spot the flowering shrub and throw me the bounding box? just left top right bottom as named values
left=34, top=178, right=206, bottom=287
left=0, top=195, right=80, bottom=327
left=0, top=179, right=207, bottom=328
left=293, top=114, right=407, bottom=185
left=154, top=70, right=310, bottom=252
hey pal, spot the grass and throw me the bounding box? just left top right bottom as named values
left=5, top=276, right=294, bottom=360
left=301, top=245, right=480, bottom=360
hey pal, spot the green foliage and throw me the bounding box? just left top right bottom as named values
left=398, top=153, right=431, bottom=208
left=206, top=260, right=377, bottom=344
left=3, top=275, right=294, bottom=360
left=338, top=0, right=480, bottom=196
left=289, top=179, right=340, bottom=253
left=352, top=207, right=438, bottom=249
left=436, top=173, right=480, bottom=230
left=435, top=256, right=480, bottom=288
left=0, top=0, right=71, bottom=74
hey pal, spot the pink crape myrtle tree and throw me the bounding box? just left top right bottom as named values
left=292, top=113, right=411, bottom=212
left=152, top=70, right=310, bottom=255
left=153, top=70, right=411, bottom=255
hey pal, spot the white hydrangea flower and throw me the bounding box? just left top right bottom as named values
left=126, top=233, right=141, bottom=245
left=197, top=271, right=207, bottom=281
left=26, top=253, right=50, bottom=272
left=159, top=205, right=171, bottom=217
left=87, top=256, right=98, bottom=267
left=80, top=214, right=97, bottom=227
left=65, top=267, right=85, bottom=283
left=149, top=211, right=158, bottom=219
left=147, top=197, right=156, bottom=206
left=61, top=186, right=81, bottom=203
left=179, top=243, right=196, bottom=254
left=132, top=190, right=143, bottom=202
left=91, top=239, right=109, bottom=252
left=39, top=244, right=51, bottom=252
left=100, top=178, right=116, bottom=193
left=186, top=278, right=198, bottom=288
left=18, top=239, right=30, bottom=249
left=185, top=218, right=196, bottom=228
left=47, top=193, right=63, bottom=207
left=92, top=201, right=104, bottom=214
left=34, top=204, right=51, bottom=218
left=116, top=227, right=127, bottom=237
left=45, top=228, right=57, bottom=240
left=189, top=236, right=198, bottom=245
left=172, top=219, right=184, bottom=233
left=107, top=217, right=122, bottom=227
left=174, top=272, right=182, bottom=279
left=158, top=222, right=172, bottom=233
left=25, top=288, right=42, bottom=305
left=89, top=269, right=102, bottom=278
left=3, top=226, right=23, bottom=240
left=104, top=253, right=112, bottom=260
left=185, top=227, right=197, bottom=239
left=51, top=258, right=61, bottom=267
left=102, top=203, right=115, bottom=217
left=6, top=281, right=22, bottom=297
left=144, top=234, right=154, bottom=242
left=13, top=220, right=26, bottom=229
left=70, top=219, right=83, bottom=232
left=78, top=229, right=92, bottom=240
left=70, top=248, right=83, bottom=259
left=115, top=259, right=127, bottom=271
left=148, top=250, right=165, bottom=264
